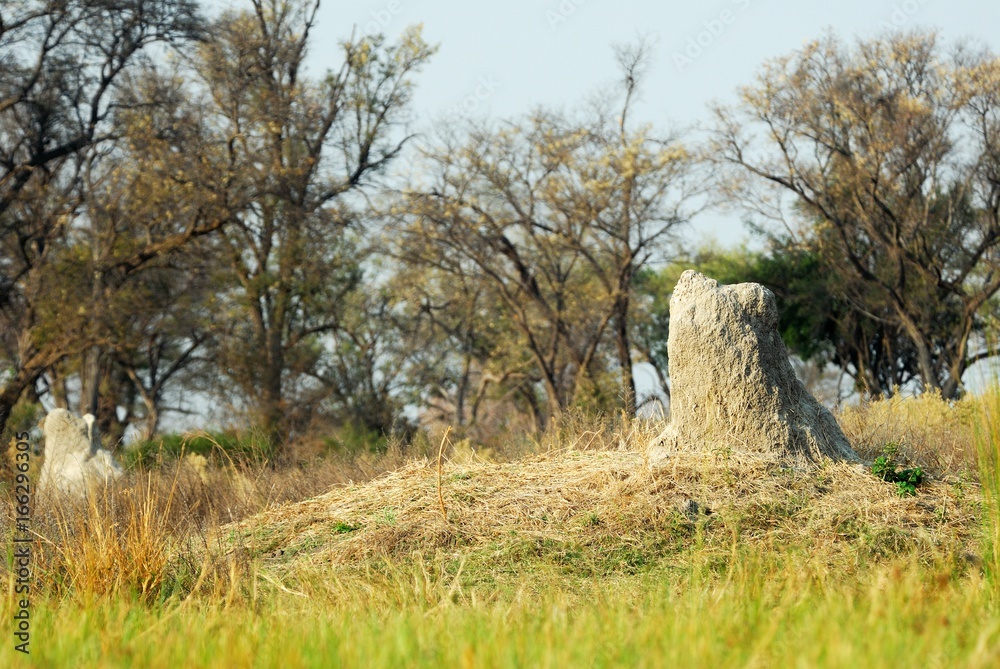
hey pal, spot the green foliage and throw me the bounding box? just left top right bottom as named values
left=123, top=431, right=276, bottom=469
left=871, top=443, right=925, bottom=497
left=321, top=421, right=392, bottom=455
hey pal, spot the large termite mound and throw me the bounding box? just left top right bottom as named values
left=651, top=271, right=859, bottom=467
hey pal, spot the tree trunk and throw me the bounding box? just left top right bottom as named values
left=613, top=295, right=636, bottom=416
left=942, top=316, right=976, bottom=400
left=80, top=346, right=103, bottom=415
left=455, top=354, right=471, bottom=426
left=50, top=366, right=70, bottom=409
left=909, top=329, right=941, bottom=396
left=520, top=386, right=545, bottom=433
left=97, top=365, right=133, bottom=450
left=139, top=396, right=160, bottom=443
left=0, top=386, right=21, bottom=437
left=261, top=333, right=286, bottom=445
left=0, top=369, right=39, bottom=436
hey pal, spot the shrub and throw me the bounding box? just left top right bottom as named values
left=870, top=442, right=925, bottom=497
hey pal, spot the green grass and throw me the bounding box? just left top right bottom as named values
left=976, top=388, right=1000, bottom=600
left=2, top=550, right=997, bottom=668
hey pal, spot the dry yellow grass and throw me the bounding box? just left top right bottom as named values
left=12, top=446, right=411, bottom=601
left=838, top=391, right=978, bottom=476
left=218, top=437, right=980, bottom=580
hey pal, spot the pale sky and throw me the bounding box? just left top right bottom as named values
left=227, top=0, right=1000, bottom=245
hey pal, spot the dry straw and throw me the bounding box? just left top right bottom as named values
left=436, top=427, right=452, bottom=522
left=218, top=429, right=979, bottom=574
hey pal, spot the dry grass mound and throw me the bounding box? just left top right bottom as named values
left=838, top=392, right=979, bottom=476
left=219, top=442, right=980, bottom=580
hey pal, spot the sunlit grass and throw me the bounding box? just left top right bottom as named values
left=3, top=550, right=998, bottom=668
left=3, top=397, right=1000, bottom=667
left=975, top=388, right=1000, bottom=599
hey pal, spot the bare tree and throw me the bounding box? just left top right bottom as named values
left=198, top=0, right=434, bottom=444
left=0, top=0, right=202, bottom=219
left=391, top=48, right=699, bottom=426
left=712, top=32, right=1000, bottom=398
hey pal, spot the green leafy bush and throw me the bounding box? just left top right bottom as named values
left=871, top=443, right=925, bottom=497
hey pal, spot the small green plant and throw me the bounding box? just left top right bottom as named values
left=894, top=467, right=925, bottom=497
left=871, top=443, right=925, bottom=497
left=333, top=522, right=359, bottom=534
left=871, top=454, right=894, bottom=481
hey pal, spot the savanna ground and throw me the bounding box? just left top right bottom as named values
left=3, top=393, right=1000, bottom=668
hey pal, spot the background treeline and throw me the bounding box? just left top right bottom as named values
left=3, top=0, right=1000, bottom=456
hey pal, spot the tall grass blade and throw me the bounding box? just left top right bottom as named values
left=976, top=387, right=1000, bottom=597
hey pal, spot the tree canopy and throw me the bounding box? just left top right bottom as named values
left=2, top=12, right=999, bottom=452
